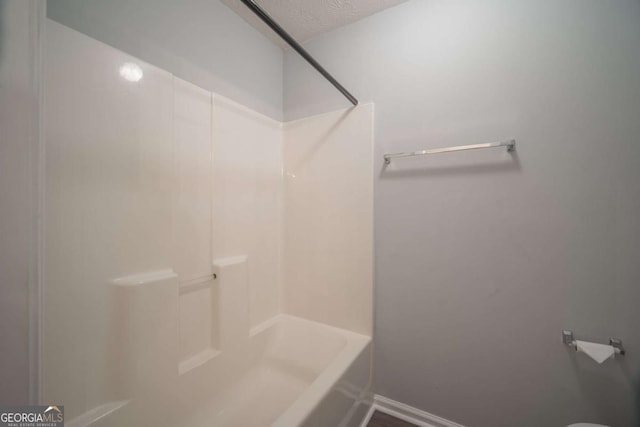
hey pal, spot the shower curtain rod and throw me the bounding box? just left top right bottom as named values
left=239, top=0, right=359, bottom=106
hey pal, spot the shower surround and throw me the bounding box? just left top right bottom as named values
left=44, top=20, right=373, bottom=427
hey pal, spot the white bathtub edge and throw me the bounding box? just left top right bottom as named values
left=270, top=315, right=371, bottom=427
left=65, top=400, right=130, bottom=427
left=249, top=313, right=287, bottom=337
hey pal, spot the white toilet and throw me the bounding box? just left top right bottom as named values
left=568, top=424, right=610, bottom=427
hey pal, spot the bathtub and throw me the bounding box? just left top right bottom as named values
left=85, top=314, right=371, bottom=427
left=168, top=315, right=372, bottom=427
left=79, top=264, right=372, bottom=427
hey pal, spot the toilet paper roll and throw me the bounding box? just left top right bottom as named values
left=575, top=340, right=615, bottom=364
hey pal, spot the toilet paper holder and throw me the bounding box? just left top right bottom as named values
left=562, top=330, right=626, bottom=355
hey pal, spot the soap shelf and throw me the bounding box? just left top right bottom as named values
left=562, top=330, right=626, bottom=355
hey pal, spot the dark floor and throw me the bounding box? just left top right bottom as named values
left=367, top=411, right=418, bottom=427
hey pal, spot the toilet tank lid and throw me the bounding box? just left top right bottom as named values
left=568, top=424, right=610, bottom=427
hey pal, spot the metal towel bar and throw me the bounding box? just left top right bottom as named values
left=384, top=139, right=515, bottom=164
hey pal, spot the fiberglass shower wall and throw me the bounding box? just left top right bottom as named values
left=44, top=20, right=283, bottom=422
left=43, top=19, right=373, bottom=426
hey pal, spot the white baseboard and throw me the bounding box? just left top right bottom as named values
left=359, top=405, right=376, bottom=427
left=359, top=395, right=466, bottom=427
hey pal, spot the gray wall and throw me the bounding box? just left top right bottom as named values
left=47, top=0, right=283, bottom=120
left=0, top=0, right=40, bottom=405
left=284, top=1, right=640, bottom=426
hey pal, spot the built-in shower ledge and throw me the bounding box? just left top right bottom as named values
left=110, top=269, right=177, bottom=287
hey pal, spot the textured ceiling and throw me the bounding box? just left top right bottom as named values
left=223, top=0, right=407, bottom=48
